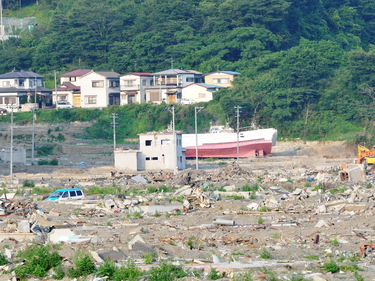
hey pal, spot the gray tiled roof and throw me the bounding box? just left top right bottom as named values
left=153, top=69, right=203, bottom=75
left=0, top=70, right=43, bottom=79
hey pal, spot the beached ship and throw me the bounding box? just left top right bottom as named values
left=182, top=123, right=277, bottom=158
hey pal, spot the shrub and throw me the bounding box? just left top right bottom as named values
left=50, top=158, right=59, bottom=165
left=23, top=180, right=35, bottom=188
left=112, top=260, right=143, bottom=281
left=37, top=145, right=55, bottom=156
left=242, top=184, right=259, bottom=192
left=98, top=259, right=116, bottom=279
left=14, top=245, right=61, bottom=279
left=68, top=252, right=96, bottom=278
left=38, top=159, right=49, bottom=165
left=0, top=254, right=8, bottom=266
left=324, top=259, right=339, bottom=273
left=148, top=262, right=189, bottom=281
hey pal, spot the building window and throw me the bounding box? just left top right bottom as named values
left=58, top=96, right=67, bottom=101
left=152, top=157, right=158, bottom=160
left=121, top=94, right=127, bottom=100
left=92, top=81, right=104, bottom=88
left=145, top=140, right=152, bottom=146
left=149, top=92, right=160, bottom=101
left=4, top=97, right=17, bottom=104
left=0, top=97, right=3, bottom=104
left=85, top=96, right=97, bottom=104
left=199, top=93, right=206, bottom=98
left=195, top=78, right=202, bottom=83
left=213, top=78, right=229, bottom=84
left=109, top=80, right=119, bottom=88
left=2, top=81, right=10, bottom=87
left=142, top=80, right=147, bottom=86
left=180, top=156, right=182, bottom=162
left=124, top=80, right=136, bottom=86
left=19, top=79, right=24, bottom=86
left=146, top=157, right=150, bottom=160
left=70, top=77, right=76, bottom=82
left=186, top=77, right=194, bottom=82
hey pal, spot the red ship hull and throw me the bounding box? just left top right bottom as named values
left=185, top=139, right=272, bottom=158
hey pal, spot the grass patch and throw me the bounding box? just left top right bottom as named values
left=242, top=184, right=259, bottom=192
left=304, top=255, right=319, bottom=261
left=86, top=185, right=122, bottom=195
left=260, top=248, right=271, bottom=259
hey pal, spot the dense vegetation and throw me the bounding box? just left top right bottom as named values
left=1, top=0, right=375, bottom=142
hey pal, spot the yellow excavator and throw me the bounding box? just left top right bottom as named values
left=357, top=145, right=375, bottom=164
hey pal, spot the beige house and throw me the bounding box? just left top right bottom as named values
left=57, top=69, right=91, bottom=107
left=115, top=130, right=186, bottom=171
left=181, top=83, right=225, bottom=104
left=80, top=70, right=120, bottom=108
left=204, top=71, right=240, bottom=87
left=119, top=72, right=153, bottom=104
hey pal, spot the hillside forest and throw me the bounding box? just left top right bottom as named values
left=1, top=0, right=375, bottom=144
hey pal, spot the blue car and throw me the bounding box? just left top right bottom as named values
left=45, top=188, right=85, bottom=201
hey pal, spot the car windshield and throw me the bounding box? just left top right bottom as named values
left=48, top=191, right=63, bottom=198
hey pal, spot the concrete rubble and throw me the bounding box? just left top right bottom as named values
left=2, top=158, right=375, bottom=280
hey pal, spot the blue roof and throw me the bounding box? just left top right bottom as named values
left=204, top=71, right=241, bottom=76
left=194, top=83, right=226, bottom=88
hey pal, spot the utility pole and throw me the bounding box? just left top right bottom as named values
left=111, top=113, right=118, bottom=166
left=7, top=104, right=18, bottom=184
left=194, top=106, right=203, bottom=170
left=54, top=70, right=58, bottom=110
left=167, top=106, right=177, bottom=175
left=31, top=108, right=35, bottom=164
left=234, top=106, right=242, bottom=165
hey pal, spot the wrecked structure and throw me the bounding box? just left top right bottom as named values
left=115, top=130, right=186, bottom=171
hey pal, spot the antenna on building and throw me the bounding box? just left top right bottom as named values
left=216, top=64, right=219, bottom=72
left=78, top=58, right=82, bottom=68
left=134, top=60, right=137, bottom=72
left=170, top=58, right=175, bottom=69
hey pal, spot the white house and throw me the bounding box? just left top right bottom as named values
left=115, top=130, right=186, bottom=171
left=119, top=72, right=153, bottom=104
left=0, top=69, right=51, bottom=109
left=144, top=68, right=203, bottom=104
left=181, top=83, right=225, bottom=104
left=80, top=70, right=120, bottom=108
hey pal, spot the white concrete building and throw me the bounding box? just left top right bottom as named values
left=115, top=130, right=186, bottom=171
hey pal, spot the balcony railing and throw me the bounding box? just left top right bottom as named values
left=120, top=84, right=140, bottom=91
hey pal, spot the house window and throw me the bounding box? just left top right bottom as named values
left=2, top=81, right=10, bottom=87
left=58, top=96, right=67, bottom=101
left=19, top=79, right=24, bottom=86
left=121, top=94, right=127, bottom=100
left=92, top=81, right=104, bottom=88
left=152, top=157, right=158, bottom=160
left=0, top=97, right=3, bottom=104
left=213, top=78, right=229, bottom=84
left=199, top=93, right=206, bottom=98
left=146, top=157, right=150, bottom=160
left=109, top=80, right=119, bottom=88
left=4, top=97, right=17, bottom=104
left=142, top=80, right=147, bottom=86
left=180, top=156, right=182, bottom=162
left=70, top=77, right=76, bottom=82
left=195, top=78, right=202, bottom=83
left=186, top=78, right=194, bottom=82
left=85, top=96, right=97, bottom=104
left=145, top=140, right=152, bottom=146
left=149, top=92, right=160, bottom=101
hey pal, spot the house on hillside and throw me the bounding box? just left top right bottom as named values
left=204, top=71, right=240, bottom=87
left=55, top=69, right=91, bottom=107
left=80, top=70, right=120, bottom=108
left=181, top=83, right=226, bottom=104
left=144, top=68, right=203, bottom=104
left=115, top=129, right=186, bottom=171
left=0, top=69, right=51, bottom=110
left=119, top=72, right=153, bottom=104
